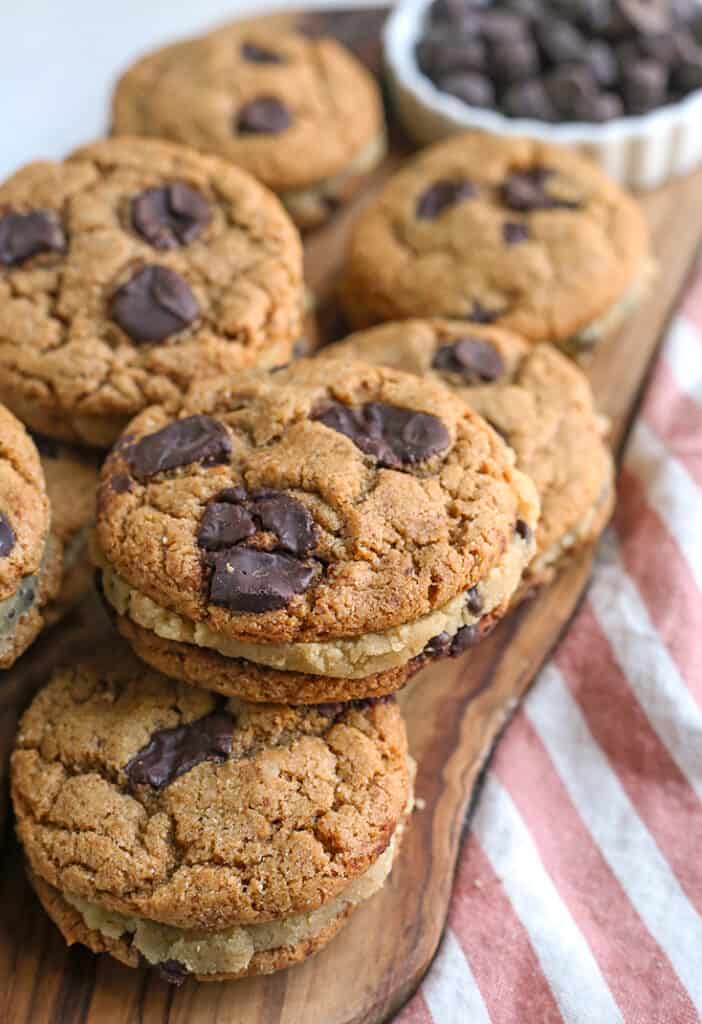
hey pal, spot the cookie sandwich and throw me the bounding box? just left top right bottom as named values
left=93, top=359, right=540, bottom=703
left=11, top=656, right=413, bottom=981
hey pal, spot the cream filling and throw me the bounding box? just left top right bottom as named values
left=565, top=261, right=655, bottom=352
left=281, top=132, right=387, bottom=217
left=101, top=530, right=533, bottom=679
left=64, top=817, right=405, bottom=977
left=0, top=536, right=54, bottom=641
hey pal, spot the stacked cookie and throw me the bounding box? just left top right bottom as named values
left=3, top=10, right=647, bottom=991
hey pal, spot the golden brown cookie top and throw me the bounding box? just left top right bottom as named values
left=339, top=132, right=650, bottom=343
left=11, top=654, right=410, bottom=930
left=111, top=25, right=384, bottom=193
left=0, top=404, right=51, bottom=601
left=325, top=321, right=612, bottom=567
left=0, top=136, right=303, bottom=448
left=95, top=359, right=538, bottom=644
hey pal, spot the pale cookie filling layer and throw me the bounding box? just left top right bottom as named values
left=101, top=529, right=534, bottom=679
left=0, top=535, right=55, bottom=642
left=64, top=817, right=405, bottom=977
left=565, top=261, right=655, bottom=353
left=281, top=133, right=387, bottom=219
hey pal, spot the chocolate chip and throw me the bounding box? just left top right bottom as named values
left=466, top=585, right=483, bottom=615
left=198, top=490, right=316, bottom=557
left=198, top=503, right=256, bottom=550
left=157, top=960, right=189, bottom=986
left=416, top=179, right=476, bottom=220
left=480, top=10, right=529, bottom=41
left=617, top=0, right=671, bottom=34
left=241, top=41, right=285, bottom=63
left=450, top=623, right=480, bottom=654
left=432, top=338, right=505, bottom=382
left=503, top=221, right=530, bottom=244
left=467, top=300, right=501, bottom=324
left=491, top=37, right=541, bottom=83
left=546, top=65, right=599, bottom=118
left=111, top=265, right=199, bottom=344
left=419, top=33, right=487, bottom=77
left=127, top=415, right=231, bottom=481
left=573, top=89, right=624, bottom=121
left=131, top=184, right=211, bottom=251
left=586, top=40, right=619, bottom=86
left=236, top=97, right=291, bottom=134
left=516, top=518, right=532, bottom=541
left=110, top=473, right=133, bottom=494
left=622, top=58, right=668, bottom=113
left=208, top=547, right=316, bottom=612
left=125, top=710, right=234, bottom=789
left=501, top=168, right=580, bottom=212
left=438, top=71, right=496, bottom=107
left=0, top=514, right=15, bottom=557
left=538, top=19, right=585, bottom=62
left=424, top=623, right=480, bottom=659
left=502, top=79, right=558, bottom=120
left=0, top=210, right=65, bottom=267
left=314, top=402, right=450, bottom=469
left=673, top=38, right=702, bottom=91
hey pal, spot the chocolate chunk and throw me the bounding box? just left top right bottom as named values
left=249, top=491, right=316, bottom=556
left=503, top=221, right=530, bottom=244
left=466, top=585, right=483, bottom=615
left=0, top=209, right=65, bottom=267
left=110, top=473, right=133, bottom=494
left=208, top=547, right=316, bottom=612
left=157, top=960, right=189, bottom=986
left=237, top=97, right=291, bottom=134
left=516, top=518, right=532, bottom=541
left=438, top=72, right=495, bottom=107
left=0, top=513, right=15, bottom=557
left=416, top=179, right=476, bottom=219
left=198, top=490, right=316, bottom=557
left=501, top=168, right=580, bottom=212
left=111, top=265, right=199, bottom=344
left=125, top=710, right=234, bottom=789
left=502, top=79, right=558, bottom=120
left=467, top=300, right=501, bottom=324
left=198, top=502, right=256, bottom=550
left=131, top=184, right=211, bottom=250
left=423, top=630, right=452, bottom=658
left=622, top=58, right=668, bottom=113
left=241, top=41, right=285, bottom=63
left=432, top=337, right=505, bottom=382
left=127, top=415, right=231, bottom=480
left=315, top=402, right=450, bottom=469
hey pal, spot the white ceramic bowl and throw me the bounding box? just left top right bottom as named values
left=384, top=0, right=702, bottom=190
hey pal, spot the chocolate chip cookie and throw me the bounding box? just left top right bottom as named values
left=0, top=405, right=62, bottom=668
left=12, top=654, right=412, bottom=981
left=339, top=132, right=651, bottom=353
left=111, top=23, right=386, bottom=229
left=33, top=435, right=100, bottom=621
left=323, top=320, right=614, bottom=588
left=0, top=136, right=303, bottom=448
left=93, top=359, right=539, bottom=703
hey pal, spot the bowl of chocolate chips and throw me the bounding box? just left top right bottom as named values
left=384, top=0, right=702, bottom=187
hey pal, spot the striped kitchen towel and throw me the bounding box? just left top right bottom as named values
left=396, top=261, right=702, bottom=1024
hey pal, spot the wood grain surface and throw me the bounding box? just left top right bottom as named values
left=2, top=10, right=702, bottom=1024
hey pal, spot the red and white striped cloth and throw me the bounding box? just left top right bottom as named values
left=396, top=260, right=702, bottom=1024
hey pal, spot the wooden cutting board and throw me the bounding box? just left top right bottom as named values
left=2, top=9, right=702, bottom=1024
